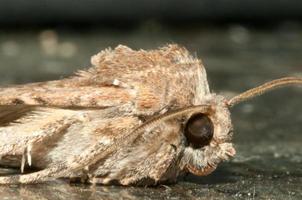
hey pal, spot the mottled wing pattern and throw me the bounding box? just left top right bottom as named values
left=0, top=44, right=208, bottom=113
left=0, top=44, right=207, bottom=184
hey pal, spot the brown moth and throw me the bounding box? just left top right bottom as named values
left=0, top=44, right=301, bottom=185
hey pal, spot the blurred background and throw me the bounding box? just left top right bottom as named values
left=0, top=0, right=302, bottom=84
left=0, top=1, right=302, bottom=199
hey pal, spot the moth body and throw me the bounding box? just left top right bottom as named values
left=1, top=44, right=299, bottom=185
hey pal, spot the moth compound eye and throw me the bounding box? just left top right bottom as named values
left=184, top=113, right=214, bottom=148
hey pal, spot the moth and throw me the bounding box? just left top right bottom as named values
left=0, top=44, right=301, bottom=185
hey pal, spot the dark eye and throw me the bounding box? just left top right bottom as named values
left=184, top=113, right=214, bottom=148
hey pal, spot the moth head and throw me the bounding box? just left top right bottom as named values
left=181, top=77, right=302, bottom=176
left=144, top=77, right=302, bottom=176
left=180, top=94, right=234, bottom=176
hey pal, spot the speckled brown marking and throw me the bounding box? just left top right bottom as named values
left=12, top=99, right=24, bottom=105
left=33, top=97, right=48, bottom=105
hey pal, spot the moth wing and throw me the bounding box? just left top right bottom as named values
left=0, top=106, right=139, bottom=169
left=0, top=44, right=208, bottom=114
left=0, top=44, right=161, bottom=110
left=0, top=44, right=207, bottom=184
left=0, top=81, right=135, bottom=108
left=0, top=112, right=185, bottom=185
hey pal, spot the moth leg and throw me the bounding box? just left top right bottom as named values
left=68, top=166, right=91, bottom=183
left=0, top=137, right=92, bottom=184
left=0, top=142, right=110, bottom=184
left=0, top=163, right=68, bottom=184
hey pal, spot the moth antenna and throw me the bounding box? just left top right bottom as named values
left=228, top=77, right=302, bottom=107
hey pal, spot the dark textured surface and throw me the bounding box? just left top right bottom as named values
left=0, top=24, right=301, bottom=199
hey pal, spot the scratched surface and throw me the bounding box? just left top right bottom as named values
left=0, top=24, right=301, bottom=199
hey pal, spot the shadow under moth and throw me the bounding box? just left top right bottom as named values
left=0, top=44, right=301, bottom=185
